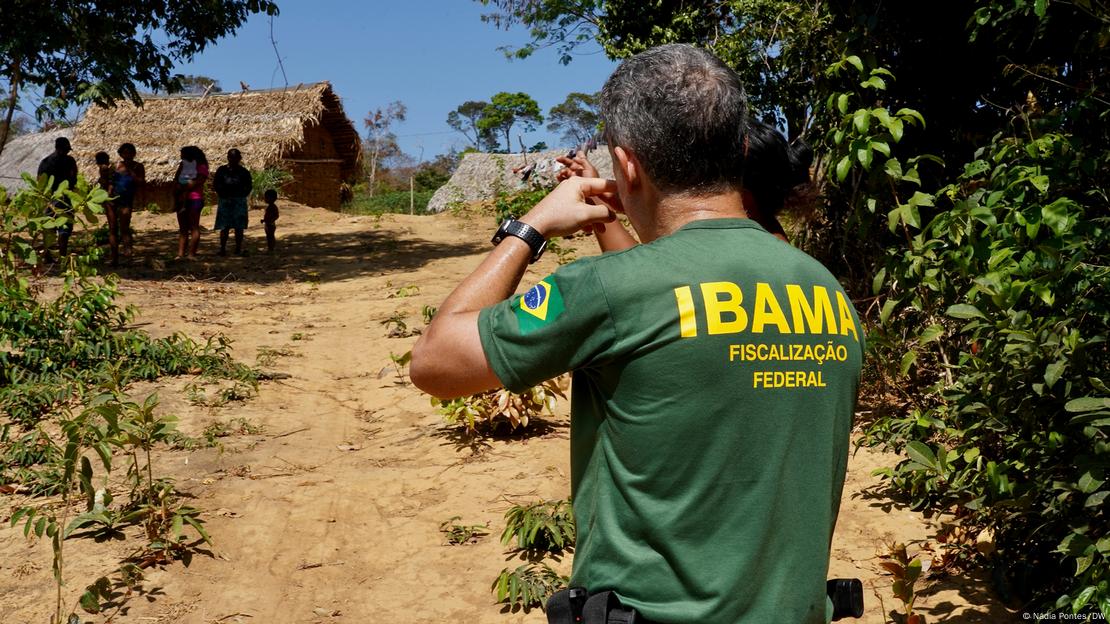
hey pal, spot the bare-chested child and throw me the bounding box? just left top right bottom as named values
left=261, top=189, right=279, bottom=253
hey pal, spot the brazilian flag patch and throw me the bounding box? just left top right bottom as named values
left=514, top=278, right=565, bottom=334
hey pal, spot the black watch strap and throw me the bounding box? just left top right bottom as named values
left=492, top=219, right=548, bottom=263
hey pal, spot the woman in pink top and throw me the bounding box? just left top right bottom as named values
left=173, top=145, right=209, bottom=260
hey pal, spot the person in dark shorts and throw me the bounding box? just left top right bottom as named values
left=109, top=143, right=145, bottom=266
left=172, top=146, right=208, bottom=260
left=36, top=136, right=78, bottom=258
left=412, top=44, right=863, bottom=624
left=213, top=148, right=253, bottom=256
left=261, top=189, right=279, bottom=253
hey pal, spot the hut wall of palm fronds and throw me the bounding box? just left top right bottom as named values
left=72, top=82, right=361, bottom=210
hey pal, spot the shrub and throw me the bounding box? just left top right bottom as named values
left=500, top=499, right=575, bottom=555
left=433, top=379, right=565, bottom=434
left=861, top=128, right=1108, bottom=614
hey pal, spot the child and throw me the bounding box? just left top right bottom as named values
left=94, top=151, right=112, bottom=191
left=262, top=189, right=279, bottom=253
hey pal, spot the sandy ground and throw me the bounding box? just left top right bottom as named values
left=0, top=203, right=1019, bottom=623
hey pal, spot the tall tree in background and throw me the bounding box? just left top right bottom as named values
left=364, top=101, right=407, bottom=197
left=446, top=100, right=488, bottom=148
left=547, top=91, right=599, bottom=146
left=0, top=0, right=279, bottom=158
left=477, top=92, right=543, bottom=152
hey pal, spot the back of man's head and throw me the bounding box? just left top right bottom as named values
left=600, top=44, right=747, bottom=197
left=54, top=137, right=71, bottom=153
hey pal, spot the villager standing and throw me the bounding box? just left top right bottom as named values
left=109, top=143, right=145, bottom=265
left=213, top=148, right=253, bottom=256
left=412, top=44, right=863, bottom=624
left=172, top=146, right=208, bottom=260
left=36, top=136, right=78, bottom=259
left=261, top=188, right=279, bottom=253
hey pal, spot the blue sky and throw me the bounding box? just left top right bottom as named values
left=169, top=1, right=616, bottom=159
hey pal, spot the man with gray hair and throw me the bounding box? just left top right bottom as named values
left=412, top=43, right=862, bottom=623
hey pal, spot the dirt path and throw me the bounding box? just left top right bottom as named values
left=1, top=205, right=1017, bottom=623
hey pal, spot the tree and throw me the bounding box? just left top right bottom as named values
left=0, top=0, right=279, bottom=158
left=547, top=91, right=599, bottom=146
left=446, top=100, right=488, bottom=148
left=477, top=92, right=543, bottom=153
left=364, top=101, right=407, bottom=197
left=0, top=116, right=32, bottom=146
left=173, top=75, right=223, bottom=95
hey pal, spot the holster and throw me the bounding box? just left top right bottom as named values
left=547, top=588, right=646, bottom=624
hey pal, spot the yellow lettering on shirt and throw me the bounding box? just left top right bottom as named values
left=835, top=291, right=860, bottom=342
left=785, top=284, right=836, bottom=335
left=751, top=283, right=791, bottom=334
left=674, top=286, right=699, bottom=338
left=701, top=282, right=748, bottom=335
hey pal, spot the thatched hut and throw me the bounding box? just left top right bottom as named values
left=0, top=129, right=76, bottom=192
left=72, top=82, right=360, bottom=210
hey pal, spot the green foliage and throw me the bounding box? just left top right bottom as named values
left=250, top=168, right=293, bottom=207
left=492, top=187, right=551, bottom=225
left=434, top=379, right=564, bottom=434
left=342, top=188, right=434, bottom=216
left=501, top=499, right=575, bottom=555
left=0, top=175, right=256, bottom=430
left=547, top=92, right=599, bottom=146
left=492, top=563, right=568, bottom=613
left=421, top=305, right=437, bottom=325
left=439, top=516, right=490, bottom=545
left=478, top=92, right=543, bottom=152
left=9, top=385, right=212, bottom=622
left=866, top=128, right=1109, bottom=615
left=880, top=543, right=926, bottom=624
left=0, top=0, right=278, bottom=127
left=447, top=100, right=489, bottom=149
left=202, top=417, right=263, bottom=448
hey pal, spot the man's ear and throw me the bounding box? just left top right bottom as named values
left=613, top=146, right=640, bottom=189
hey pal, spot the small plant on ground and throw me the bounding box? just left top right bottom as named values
left=389, top=284, right=420, bottom=298
left=434, top=378, right=565, bottom=434
left=439, top=516, right=489, bottom=545
left=880, top=542, right=926, bottom=624
left=492, top=563, right=568, bottom=613
left=501, top=499, right=575, bottom=556
left=388, top=350, right=412, bottom=384
left=202, top=417, right=264, bottom=447
left=381, top=312, right=417, bottom=338
left=421, top=304, right=437, bottom=325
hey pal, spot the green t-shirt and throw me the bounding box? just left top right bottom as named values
left=478, top=219, right=863, bottom=624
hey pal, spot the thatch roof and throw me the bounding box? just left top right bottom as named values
left=72, top=82, right=360, bottom=184
left=0, top=129, right=75, bottom=192
left=427, top=149, right=614, bottom=213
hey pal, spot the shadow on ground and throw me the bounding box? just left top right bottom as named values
left=81, top=221, right=484, bottom=285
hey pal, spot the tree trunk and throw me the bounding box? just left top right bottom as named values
left=369, top=138, right=378, bottom=198
left=0, top=59, right=22, bottom=161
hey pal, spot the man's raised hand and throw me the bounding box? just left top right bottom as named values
left=519, top=177, right=618, bottom=239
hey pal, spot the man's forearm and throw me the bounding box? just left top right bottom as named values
left=436, top=236, right=533, bottom=315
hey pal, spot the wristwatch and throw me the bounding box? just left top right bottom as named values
left=492, top=218, right=547, bottom=263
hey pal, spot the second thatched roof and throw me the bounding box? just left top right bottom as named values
left=72, top=82, right=361, bottom=183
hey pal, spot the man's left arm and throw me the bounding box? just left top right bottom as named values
left=410, top=177, right=617, bottom=399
